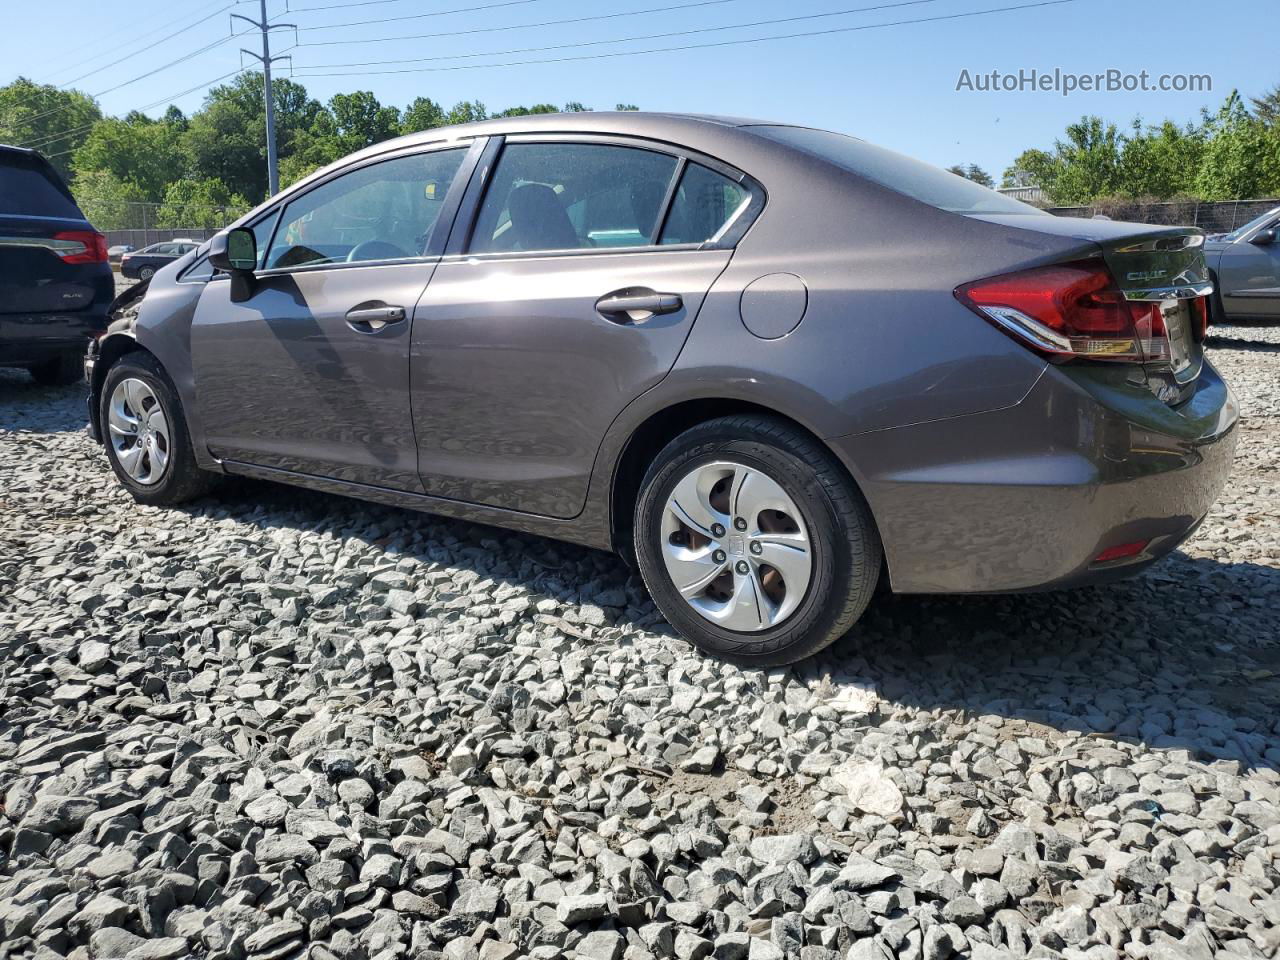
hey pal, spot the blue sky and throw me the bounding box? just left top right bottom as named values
left=5, top=0, right=1277, bottom=179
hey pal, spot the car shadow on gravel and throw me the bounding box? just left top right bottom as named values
left=182, top=472, right=1280, bottom=775
left=0, top=375, right=86, bottom=433
left=823, top=554, right=1280, bottom=774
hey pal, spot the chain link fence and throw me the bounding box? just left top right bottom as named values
left=76, top=198, right=251, bottom=249
left=1048, top=198, right=1279, bottom=233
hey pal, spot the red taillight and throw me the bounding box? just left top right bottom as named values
left=52, top=230, right=109, bottom=264
left=1189, top=295, right=1209, bottom=341
left=956, top=261, right=1168, bottom=363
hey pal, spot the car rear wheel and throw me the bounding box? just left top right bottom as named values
left=634, top=415, right=881, bottom=665
left=101, top=352, right=218, bottom=505
left=139, top=266, right=155, bottom=281
left=29, top=352, right=82, bottom=386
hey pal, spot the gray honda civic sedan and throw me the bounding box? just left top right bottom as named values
left=85, top=112, right=1237, bottom=664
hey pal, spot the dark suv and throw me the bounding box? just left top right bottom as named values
left=0, top=145, right=113, bottom=384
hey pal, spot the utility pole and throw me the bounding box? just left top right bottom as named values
left=233, top=1, right=294, bottom=198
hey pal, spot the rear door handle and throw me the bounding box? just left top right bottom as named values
left=345, top=304, right=406, bottom=332
left=595, top=289, right=683, bottom=323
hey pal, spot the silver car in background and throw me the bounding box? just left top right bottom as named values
left=1205, top=206, right=1280, bottom=321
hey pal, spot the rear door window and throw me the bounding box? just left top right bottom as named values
left=267, top=148, right=467, bottom=270
left=469, top=143, right=678, bottom=254
left=0, top=153, right=84, bottom=219
left=659, top=163, right=750, bottom=245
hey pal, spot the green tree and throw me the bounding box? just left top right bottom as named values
left=494, top=103, right=559, bottom=117
left=1005, top=118, right=1122, bottom=204
left=401, top=96, right=446, bottom=133
left=69, top=168, right=148, bottom=230
left=615, top=103, right=639, bottom=111
left=0, top=77, right=101, bottom=179
left=1115, top=118, right=1204, bottom=198
left=71, top=114, right=185, bottom=200
left=446, top=100, right=487, bottom=125
left=1195, top=92, right=1274, bottom=200
left=946, top=164, right=993, bottom=187
left=329, top=91, right=401, bottom=152
left=563, top=101, right=590, bottom=113
left=1002, top=149, right=1057, bottom=191
left=181, top=73, right=327, bottom=201
left=156, top=178, right=250, bottom=229
left=1251, top=83, right=1280, bottom=127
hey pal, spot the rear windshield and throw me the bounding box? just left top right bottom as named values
left=0, top=152, right=84, bottom=220
left=751, top=125, right=1046, bottom=217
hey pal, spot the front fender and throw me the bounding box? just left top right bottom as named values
left=84, top=282, right=148, bottom=442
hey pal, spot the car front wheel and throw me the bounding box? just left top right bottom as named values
left=100, top=352, right=218, bottom=505
left=634, top=415, right=881, bottom=665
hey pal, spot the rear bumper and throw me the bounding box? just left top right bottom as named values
left=0, top=311, right=104, bottom=367
left=833, top=359, right=1239, bottom=594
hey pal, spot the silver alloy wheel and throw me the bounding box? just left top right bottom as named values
left=108, top=378, right=170, bottom=485
left=660, top=459, right=812, bottom=632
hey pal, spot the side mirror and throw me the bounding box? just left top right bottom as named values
left=208, top=227, right=258, bottom=271
left=208, top=228, right=257, bottom=302
left=1250, top=227, right=1276, bottom=246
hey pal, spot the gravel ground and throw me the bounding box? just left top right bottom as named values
left=1, top=330, right=1277, bottom=960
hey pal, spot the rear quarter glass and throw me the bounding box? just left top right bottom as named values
left=749, top=125, right=1044, bottom=218
left=0, top=152, right=85, bottom=219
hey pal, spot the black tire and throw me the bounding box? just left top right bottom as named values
left=100, top=351, right=219, bottom=506
left=634, top=415, right=881, bottom=665
left=1207, top=269, right=1229, bottom=327
left=139, top=266, right=155, bottom=281
left=29, top=352, right=82, bottom=386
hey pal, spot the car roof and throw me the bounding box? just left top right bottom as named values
left=334, top=111, right=802, bottom=169
left=234, top=111, right=832, bottom=231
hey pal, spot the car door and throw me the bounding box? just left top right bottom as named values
left=1218, top=216, right=1280, bottom=319
left=411, top=137, right=760, bottom=518
left=189, top=142, right=478, bottom=491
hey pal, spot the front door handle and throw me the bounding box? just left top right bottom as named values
left=345, top=304, right=406, bottom=332
left=595, top=288, right=683, bottom=323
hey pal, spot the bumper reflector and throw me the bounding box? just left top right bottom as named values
left=1091, top=540, right=1150, bottom=565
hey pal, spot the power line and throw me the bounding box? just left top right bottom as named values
left=58, top=4, right=241, bottom=89
left=298, top=0, right=755, bottom=49
left=290, top=0, right=550, bottom=31
left=19, top=66, right=258, bottom=152
left=300, top=0, right=943, bottom=70
left=288, top=0, right=448, bottom=10
left=294, top=0, right=1077, bottom=77
left=37, top=0, right=235, bottom=84
left=10, top=23, right=258, bottom=136
left=38, top=69, right=252, bottom=161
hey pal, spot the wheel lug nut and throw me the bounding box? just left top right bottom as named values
left=735, top=561, right=749, bottom=574
left=734, top=517, right=747, bottom=531
left=750, top=542, right=762, bottom=555
left=711, top=523, right=726, bottom=537
left=712, top=550, right=726, bottom=563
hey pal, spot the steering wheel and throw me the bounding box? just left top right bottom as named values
left=346, top=239, right=410, bottom=263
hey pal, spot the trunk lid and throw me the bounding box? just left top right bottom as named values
left=972, top=214, right=1212, bottom=406
left=0, top=148, right=106, bottom=316
left=1097, top=228, right=1212, bottom=406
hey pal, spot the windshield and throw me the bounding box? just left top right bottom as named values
left=751, top=125, right=1046, bottom=217
left=1220, top=207, right=1280, bottom=243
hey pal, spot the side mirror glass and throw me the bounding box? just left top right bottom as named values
left=1250, top=227, right=1276, bottom=246
left=209, top=227, right=258, bottom=272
